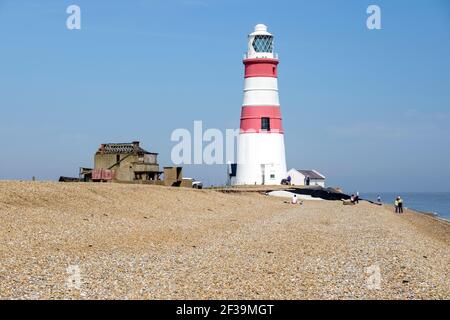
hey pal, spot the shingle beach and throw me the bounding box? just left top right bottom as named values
left=0, top=182, right=448, bottom=299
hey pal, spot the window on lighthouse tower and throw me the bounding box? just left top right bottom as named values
left=261, top=117, right=271, bottom=131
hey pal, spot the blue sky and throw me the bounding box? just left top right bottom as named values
left=0, top=0, right=449, bottom=192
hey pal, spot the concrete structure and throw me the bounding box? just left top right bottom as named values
left=163, top=167, right=183, bottom=187
left=234, top=24, right=287, bottom=185
left=94, top=141, right=162, bottom=183
left=286, top=169, right=326, bottom=187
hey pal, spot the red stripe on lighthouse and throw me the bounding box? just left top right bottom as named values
left=244, top=58, right=279, bottom=78
left=240, top=106, right=284, bottom=134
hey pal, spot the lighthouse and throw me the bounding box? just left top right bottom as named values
left=234, top=24, right=287, bottom=185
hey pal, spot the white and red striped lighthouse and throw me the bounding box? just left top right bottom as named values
left=235, top=24, right=287, bottom=185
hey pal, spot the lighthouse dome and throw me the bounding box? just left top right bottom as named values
left=255, top=24, right=267, bottom=32
left=250, top=24, right=272, bottom=36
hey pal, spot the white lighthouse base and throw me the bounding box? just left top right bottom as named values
left=235, top=133, right=287, bottom=185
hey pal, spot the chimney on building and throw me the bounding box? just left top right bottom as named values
left=132, top=141, right=140, bottom=154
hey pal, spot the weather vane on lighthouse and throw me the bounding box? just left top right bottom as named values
left=232, top=24, right=287, bottom=185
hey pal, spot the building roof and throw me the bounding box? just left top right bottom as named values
left=97, top=142, right=158, bottom=155
left=294, top=169, right=325, bottom=180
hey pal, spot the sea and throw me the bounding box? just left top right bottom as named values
left=361, top=192, right=450, bottom=221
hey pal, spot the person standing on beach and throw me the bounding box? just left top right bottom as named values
left=291, top=194, right=298, bottom=205
left=394, top=198, right=399, bottom=213
left=377, top=195, right=381, bottom=203
left=398, top=196, right=404, bottom=213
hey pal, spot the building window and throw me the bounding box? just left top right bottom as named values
left=261, top=117, right=270, bottom=131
